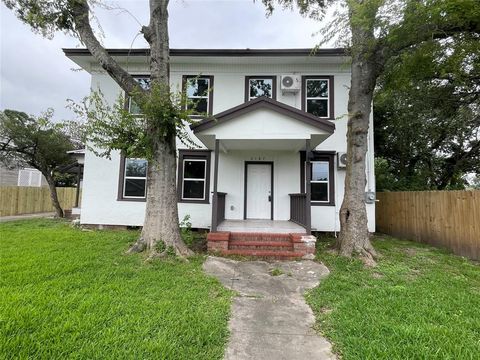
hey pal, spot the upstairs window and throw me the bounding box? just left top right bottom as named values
left=120, top=158, right=147, bottom=199
left=183, top=76, right=214, bottom=115
left=245, top=76, right=276, bottom=101
left=128, top=76, right=151, bottom=115
left=302, top=76, right=334, bottom=119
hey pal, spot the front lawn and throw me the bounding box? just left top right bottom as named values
left=0, top=219, right=232, bottom=359
left=308, top=235, right=480, bottom=359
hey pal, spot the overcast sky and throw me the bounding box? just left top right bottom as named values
left=0, top=0, right=324, bottom=120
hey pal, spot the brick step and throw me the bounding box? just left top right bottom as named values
left=222, top=249, right=304, bottom=259
left=229, top=233, right=292, bottom=242
left=229, top=240, right=293, bottom=251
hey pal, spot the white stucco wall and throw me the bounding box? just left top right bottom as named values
left=79, top=57, right=376, bottom=232
left=217, top=150, right=300, bottom=222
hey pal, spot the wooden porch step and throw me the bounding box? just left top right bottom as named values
left=229, top=240, right=293, bottom=251
left=221, top=249, right=304, bottom=259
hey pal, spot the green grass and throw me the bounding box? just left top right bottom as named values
left=0, top=219, right=232, bottom=360
left=307, top=235, right=480, bottom=359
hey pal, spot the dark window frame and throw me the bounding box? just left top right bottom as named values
left=182, top=75, right=214, bottom=117
left=301, top=76, right=335, bottom=120
left=244, top=76, right=277, bottom=102
left=117, top=154, right=147, bottom=202
left=300, top=151, right=335, bottom=206
left=177, top=149, right=211, bottom=204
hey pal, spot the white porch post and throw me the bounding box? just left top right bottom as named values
left=305, top=139, right=312, bottom=234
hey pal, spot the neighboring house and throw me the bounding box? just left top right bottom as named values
left=0, top=165, right=47, bottom=187
left=65, top=48, right=376, bottom=256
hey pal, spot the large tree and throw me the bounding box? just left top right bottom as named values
left=263, top=0, right=480, bottom=260
left=4, top=0, right=192, bottom=256
left=0, top=109, right=77, bottom=217
left=374, top=33, right=480, bottom=191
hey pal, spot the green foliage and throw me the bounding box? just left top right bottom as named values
left=269, top=268, right=284, bottom=276
left=3, top=0, right=77, bottom=38
left=0, top=109, right=78, bottom=175
left=374, top=32, right=480, bottom=190
left=179, top=215, right=194, bottom=245
left=53, top=171, right=77, bottom=187
left=70, top=83, right=199, bottom=160
left=308, top=235, right=480, bottom=359
left=0, top=219, right=232, bottom=359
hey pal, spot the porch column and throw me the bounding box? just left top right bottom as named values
left=74, top=164, right=82, bottom=208
left=305, top=139, right=312, bottom=234
left=211, top=139, right=220, bottom=232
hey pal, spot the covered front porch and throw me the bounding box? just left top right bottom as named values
left=191, top=97, right=335, bottom=236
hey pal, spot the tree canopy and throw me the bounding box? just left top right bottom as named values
left=375, top=32, right=480, bottom=191
left=0, top=109, right=79, bottom=217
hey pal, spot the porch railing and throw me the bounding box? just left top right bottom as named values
left=216, top=192, right=226, bottom=224
left=289, top=193, right=307, bottom=227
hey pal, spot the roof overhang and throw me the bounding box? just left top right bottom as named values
left=191, top=97, right=335, bottom=151
left=63, top=48, right=349, bottom=73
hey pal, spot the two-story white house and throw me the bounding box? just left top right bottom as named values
left=65, top=48, right=375, bottom=257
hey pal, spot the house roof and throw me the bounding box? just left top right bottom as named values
left=190, top=97, right=336, bottom=134
left=63, top=48, right=347, bottom=57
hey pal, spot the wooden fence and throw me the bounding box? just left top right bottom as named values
left=376, top=191, right=480, bottom=261
left=0, top=186, right=79, bottom=217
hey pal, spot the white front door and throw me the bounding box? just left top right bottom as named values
left=246, top=163, right=272, bottom=219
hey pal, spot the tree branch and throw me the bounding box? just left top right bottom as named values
left=71, top=0, right=146, bottom=97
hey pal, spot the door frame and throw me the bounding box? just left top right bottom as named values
left=244, top=161, right=274, bottom=220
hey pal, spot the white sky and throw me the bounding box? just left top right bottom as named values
left=0, top=0, right=325, bottom=120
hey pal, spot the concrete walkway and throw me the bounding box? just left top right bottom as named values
left=0, top=212, right=54, bottom=222
left=203, top=257, right=336, bottom=360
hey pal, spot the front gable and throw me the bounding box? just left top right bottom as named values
left=191, top=97, right=335, bottom=150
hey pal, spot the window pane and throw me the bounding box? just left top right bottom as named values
left=306, top=79, right=328, bottom=97
left=312, top=162, right=329, bottom=181
left=307, top=99, right=328, bottom=117
left=184, top=160, right=205, bottom=179
left=249, top=79, right=273, bottom=99
left=129, top=98, right=142, bottom=114
left=311, top=183, right=328, bottom=202
left=125, top=159, right=147, bottom=177
left=125, top=179, right=146, bottom=197
left=135, top=77, right=151, bottom=90
left=186, top=78, right=209, bottom=97
left=188, top=98, right=208, bottom=114
left=183, top=180, right=205, bottom=199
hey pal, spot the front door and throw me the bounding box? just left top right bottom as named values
left=245, top=163, right=272, bottom=219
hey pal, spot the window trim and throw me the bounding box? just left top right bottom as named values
left=177, top=149, right=211, bottom=204
left=117, top=154, right=147, bottom=202
left=182, top=75, right=214, bottom=117
left=300, top=151, right=335, bottom=206
left=244, top=76, right=277, bottom=102
left=301, top=76, right=334, bottom=120
left=181, top=158, right=207, bottom=201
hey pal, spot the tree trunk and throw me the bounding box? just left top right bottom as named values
left=44, top=171, right=64, bottom=218
left=129, top=137, right=191, bottom=256
left=128, top=0, right=192, bottom=256
left=337, top=16, right=378, bottom=260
